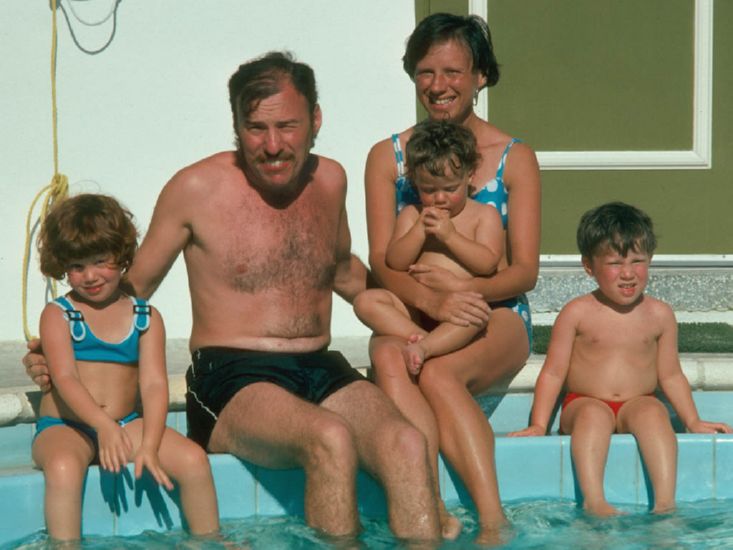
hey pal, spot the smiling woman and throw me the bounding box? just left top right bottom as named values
left=361, top=12, right=541, bottom=542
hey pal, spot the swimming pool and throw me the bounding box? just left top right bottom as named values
left=1, top=390, right=732, bottom=547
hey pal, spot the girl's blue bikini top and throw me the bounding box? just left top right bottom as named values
left=53, top=295, right=151, bottom=364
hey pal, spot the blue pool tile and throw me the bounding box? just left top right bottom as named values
left=559, top=436, right=577, bottom=500
left=109, top=466, right=184, bottom=536
left=254, top=466, right=305, bottom=517
left=0, top=471, right=46, bottom=544
left=0, top=423, right=34, bottom=468
left=356, top=471, right=387, bottom=518
left=485, top=394, right=532, bottom=434
left=210, top=455, right=257, bottom=519
left=604, top=435, right=643, bottom=506
left=714, top=435, right=733, bottom=499
left=676, top=434, right=715, bottom=502
left=497, top=436, right=564, bottom=501
left=441, top=455, right=471, bottom=509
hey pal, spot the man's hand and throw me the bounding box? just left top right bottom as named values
left=23, top=338, right=52, bottom=392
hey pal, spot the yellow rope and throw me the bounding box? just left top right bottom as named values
left=21, top=0, right=69, bottom=341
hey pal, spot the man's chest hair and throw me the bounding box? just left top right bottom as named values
left=220, top=205, right=339, bottom=294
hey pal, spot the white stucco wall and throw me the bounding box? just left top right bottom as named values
left=0, top=1, right=417, bottom=342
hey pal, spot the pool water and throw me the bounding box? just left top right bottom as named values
left=6, top=498, right=733, bottom=549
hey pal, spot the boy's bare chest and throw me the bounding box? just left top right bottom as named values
left=576, top=311, right=661, bottom=357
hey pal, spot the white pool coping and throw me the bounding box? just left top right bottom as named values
left=1, top=337, right=732, bottom=426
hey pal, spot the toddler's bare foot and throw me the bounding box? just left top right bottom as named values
left=403, top=342, right=426, bottom=375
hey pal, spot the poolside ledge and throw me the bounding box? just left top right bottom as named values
left=1, top=338, right=732, bottom=427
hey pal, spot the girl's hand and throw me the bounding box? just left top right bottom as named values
left=134, top=446, right=174, bottom=491
left=508, top=425, right=546, bottom=437
left=97, top=421, right=133, bottom=473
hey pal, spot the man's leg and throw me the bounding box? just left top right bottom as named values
left=207, top=382, right=360, bottom=537
left=321, top=380, right=442, bottom=541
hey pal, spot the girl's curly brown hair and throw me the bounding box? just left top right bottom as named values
left=38, top=194, right=138, bottom=280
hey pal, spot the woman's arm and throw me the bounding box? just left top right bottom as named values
left=467, top=142, right=541, bottom=301
left=365, top=136, right=489, bottom=326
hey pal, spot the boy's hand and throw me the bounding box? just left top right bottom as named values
left=686, top=419, right=733, bottom=434
left=508, top=425, right=546, bottom=437
left=23, top=338, right=52, bottom=392
left=422, top=207, right=455, bottom=241
left=97, top=421, right=133, bottom=473
left=134, top=445, right=174, bottom=491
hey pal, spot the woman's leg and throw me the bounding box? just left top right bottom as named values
left=370, top=334, right=459, bottom=539
left=32, top=425, right=96, bottom=541
left=417, top=309, right=528, bottom=540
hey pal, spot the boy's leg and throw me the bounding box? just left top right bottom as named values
left=123, top=420, right=220, bottom=535
left=353, top=289, right=426, bottom=340
left=617, top=396, right=677, bottom=512
left=32, top=426, right=96, bottom=541
left=560, top=398, right=619, bottom=516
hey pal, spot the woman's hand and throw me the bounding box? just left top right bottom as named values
left=426, top=289, right=490, bottom=328
left=408, top=263, right=465, bottom=292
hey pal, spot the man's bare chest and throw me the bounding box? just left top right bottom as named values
left=199, top=198, right=340, bottom=294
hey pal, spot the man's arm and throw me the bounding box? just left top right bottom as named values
left=332, top=193, right=370, bottom=303
left=126, top=170, right=195, bottom=299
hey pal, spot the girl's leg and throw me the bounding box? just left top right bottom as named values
left=32, top=425, right=96, bottom=541
left=354, top=289, right=426, bottom=340
left=417, top=309, right=527, bottom=541
left=370, top=335, right=459, bottom=539
left=560, top=398, right=619, bottom=516
left=124, top=420, right=219, bottom=535
left=617, top=396, right=677, bottom=512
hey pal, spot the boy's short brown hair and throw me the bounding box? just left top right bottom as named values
left=577, top=201, right=657, bottom=259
